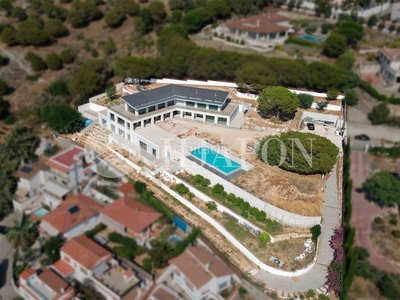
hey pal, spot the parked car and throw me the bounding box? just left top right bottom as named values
left=354, top=134, right=370, bottom=141
left=307, top=123, right=315, bottom=130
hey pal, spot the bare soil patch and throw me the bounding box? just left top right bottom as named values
left=348, top=276, right=386, bottom=300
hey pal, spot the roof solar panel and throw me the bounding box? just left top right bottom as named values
left=20, top=166, right=33, bottom=173
left=68, top=205, right=80, bottom=214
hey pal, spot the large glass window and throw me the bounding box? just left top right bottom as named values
left=126, top=122, right=130, bottom=129
left=205, top=115, right=215, bottom=123
left=140, top=141, right=147, bottom=150
left=209, top=105, right=218, bottom=111
left=138, top=108, right=146, bottom=115
left=158, top=103, right=165, bottom=109
left=127, top=133, right=131, bottom=141
left=148, top=106, right=156, bottom=112
left=102, top=118, right=106, bottom=125
left=167, top=100, right=174, bottom=107
left=152, top=149, right=157, bottom=157
left=118, top=129, right=124, bottom=136
left=117, top=117, right=124, bottom=125
left=111, top=124, right=115, bottom=132
left=186, top=101, right=195, bottom=107
left=218, top=117, right=227, bottom=125
left=197, top=103, right=206, bottom=109
left=110, top=113, right=115, bottom=121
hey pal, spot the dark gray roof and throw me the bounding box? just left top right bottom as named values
left=121, top=85, right=229, bottom=110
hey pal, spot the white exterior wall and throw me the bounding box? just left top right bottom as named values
left=92, top=277, right=120, bottom=300
left=131, top=132, right=161, bottom=159
left=63, top=215, right=100, bottom=239
left=60, top=253, right=92, bottom=282
left=42, top=192, right=63, bottom=209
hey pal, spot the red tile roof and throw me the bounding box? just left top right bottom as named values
left=37, top=268, right=72, bottom=294
left=20, top=268, right=35, bottom=280
left=52, top=259, right=74, bottom=277
left=148, top=284, right=177, bottom=300
left=16, top=161, right=49, bottom=180
left=61, top=235, right=112, bottom=271
left=169, top=246, right=234, bottom=289
left=226, top=13, right=290, bottom=34
left=380, top=48, right=400, bottom=61
left=117, top=182, right=137, bottom=197
left=101, top=195, right=162, bottom=235
left=51, top=146, right=84, bottom=167
left=41, top=194, right=103, bottom=234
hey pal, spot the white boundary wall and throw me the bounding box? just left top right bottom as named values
left=154, top=78, right=238, bottom=87
left=180, top=157, right=321, bottom=227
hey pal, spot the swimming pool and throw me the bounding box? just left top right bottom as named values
left=83, top=118, right=93, bottom=127
left=35, top=207, right=49, bottom=217
left=190, top=147, right=241, bottom=175
left=168, top=235, right=183, bottom=243
left=298, top=34, right=325, bottom=42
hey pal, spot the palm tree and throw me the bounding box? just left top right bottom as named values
left=4, top=124, right=36, bottom=162
left=6, top=218, right=37, bottom=251
left=148, top=239, right=174, bottom=269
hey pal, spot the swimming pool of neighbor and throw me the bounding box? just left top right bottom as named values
left=83, top=118, right=93, bottom=127
left=168, top=235, right=183, bottom=243
left=34, top=208, right=49, bottom=217
left=190, top=147, right=241, bottom=175
left=298, top=34, right=325, bottom=42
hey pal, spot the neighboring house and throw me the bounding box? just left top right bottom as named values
left=379, top=48, right=400, bottom=85
left=53, top=235, right=150, bottom=300
left=19, top=267, right=74, bottom=300
left=13, top=161, right=49, bottom=214
left=146, top=283, right=184, bottom=300
left=44, top=146, right=95, bottom=208
left=156, top=246, right=241, bottom=300
left=39, top=193, right=103, bottom=239
left=100, top=195, right=162, bottom=246
left=213, top=14, right=292, bottom=49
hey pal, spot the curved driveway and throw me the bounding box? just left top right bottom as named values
left=253, top=164, right=340, bottom=292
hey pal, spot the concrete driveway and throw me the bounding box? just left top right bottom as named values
left=0, top=212, right=22, bottom=299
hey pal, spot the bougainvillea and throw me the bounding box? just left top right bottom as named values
left=325, top=227, right=344, bottom=297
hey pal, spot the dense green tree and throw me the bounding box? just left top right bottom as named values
left=40, top=237, right=62, bottom=265
left=307, top=62, right=346, bottom=91
left=207, top=0, right=230, bottom=18
left=363, top=171, right=400, bottom=207
left=258, top=86, right=299, bottom=119
left=354, top=247, right=369, bottom=261
left=104, top=7, right=125, bottom=28
left=4, top=125, right=36, bottom=161
left=25, top=52, right=47, bottom=72
left=337, top=51, right=355, bottom=70
left=114, top=56, right=155, bottom=78
left=0, top=0, right=13, bottom=15
left=148, top=1, right=167, bottom=24
left=368, top=103, right=390, bottom=125
left=0, top=79, right=10, bottom=96
left=105, top=85, right=116, bottom=102
left=182, top=7, right=214, bottom=32
left=338, top=21, right=364, bottom=41
left=315, top=0, right=331, bottom=17
left=44, top=19, right=68, bottom=37
left=11, top=6, right=27, bottom=21
left=137, top=9, right=154, bottom=34
left=45, top=53, right=62, bottom=70
left=0, top=54, right=9, bottom=66
left=68, top=71, right=103, bottom=96
left=367, top=15, right=378, bottom=28
left=169, top=9, right=182, bottom=24
left=67, top=9, right=88, bottom=27
left=169, top=0, right=185, bottom=10
left=324, top=33, right=348, bottom=57
left=115, top=0, right=139, bottom=16
left=257, top=131, right=339, bottom=174
left=1, top=27, right=18, bottom=45
left=35, top=103, right=82, bottom=131
left=60, top=49, right=75, bottom=64
left=310, top=224, right=321, bottom=242
left=344, top=89, right=358, bottom=106
left=297, top=93, right=314, bottom=109
left=48, top=80, right=69, bottom=96
left=377, top=274, right=400, bottom=299
left=148, top=239, right=174, bottom=269
left=68, top=0, right=102, bottom=27
left=6, top=219, right=37, bottom=250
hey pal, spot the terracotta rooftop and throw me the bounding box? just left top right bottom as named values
left=51, top=146, right=84, bottom=167
left=380, top=48, right=400, bottom=61
left=148, top=284, right=178, bottom=300
left=41, top=194, right=103, bottom=234
left=117, top=182, right=137, bottom=197
left=101, top=195, right=162, bottom=235
left=169, top=246, right=234, bottom=289
left=20, top=268, right=35, bottom=280
left=61, top=235, right=112, bottom=270
left=226, top=13, right=290, bottom=34
left=16, top=161, right=49, bottom=180
left=52, top=259, right=74, bottom=278
left=37, top=268, right=73, bottom=295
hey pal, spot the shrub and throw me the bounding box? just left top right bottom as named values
left=0, top=54, right=9, bottom=66
left=238, top=287, right=247, bottom=298
left=374, top=217, right=384, bottom=225
left=25, top=52, right=47, bottom=72
left=206, top=201, right=217, bottom=210
left=297, top=93, right=314, bottom=109
left=60, top=49, right=75, bottom=64
left=354, top=247, right=369, bottom=261
left=85, top=223, right=106, bottom=238
left=344, top=89, right=358, bottom=106
left=45, top=53, right=62, bottom=70
left=258, top=232, right=271, bottom=244
left=306, top=289, right=316, bottom=298
left=326, top=89, right=339, bottom=100
left=0, top=79, right=10, bottom=96
left=175, top=183, right=189, bottom=195
left=311, top=224, right=321, bottom=242
left=390, top=218, right=398, bottom=226
left=211, top=183, right=224, bottom=195
left=316, top=101, right=328, bottom=110
left=48, top=80, right=69, bottom=96
left=25, top=74, right=41, bottom=82
left=392, top=230, right=400, bottom=239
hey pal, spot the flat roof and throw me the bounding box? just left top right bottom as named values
left=121, top=84, right=229, bottom=110
left=135, top=125, right=180, bottom=148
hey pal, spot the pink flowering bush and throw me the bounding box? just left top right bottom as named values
left=325, top=227, right=344, bottom=297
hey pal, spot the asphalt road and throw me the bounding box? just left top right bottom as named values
left=0, top=212, right=21, bottom=300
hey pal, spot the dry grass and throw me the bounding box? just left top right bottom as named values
left=232, top=161, right=324, bottom=216
left=348, top=276, right=386, bottom=300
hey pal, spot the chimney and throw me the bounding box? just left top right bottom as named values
left=205, top=261, right=211, bottom=272
left=60, top=287, right=65, bottom=294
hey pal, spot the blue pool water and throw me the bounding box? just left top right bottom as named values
left=298, top=34, right=325, bottom=42
left=169, top=235, right=183, bottom=243
left=190, top=147, right=241, bottom=175
left=35, top=208, right=49, bottom=217
left=83, top=118, right=93, bottom=127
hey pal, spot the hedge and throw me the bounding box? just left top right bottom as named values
left=359, top=80, right=400, bottom=104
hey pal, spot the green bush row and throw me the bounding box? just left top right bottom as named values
left=85, top=223, right=106, bottom=238
left=359, top=80, right=400, bottom=104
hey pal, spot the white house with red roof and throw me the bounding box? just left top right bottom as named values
left=39, top=193, right=103, bottom=239
left=52, top=235, right=151, bottom=300
left=19, top=267, right=75, bottom=300
left=100, top=195, right=162, bottom=246
left=156, top=246, right=241, bottom=300
left=379, top=48, right=400, bottom=85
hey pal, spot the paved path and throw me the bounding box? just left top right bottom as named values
left=350, top=150, right=399, bottom=273
left=0, top=212, right=22, bottom=300
left=253, top=164, right=340, bottom=292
